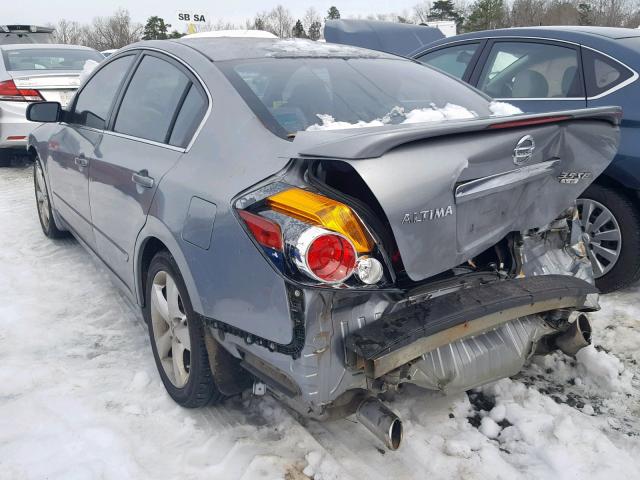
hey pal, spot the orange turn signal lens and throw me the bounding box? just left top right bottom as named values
left=266, top=188, right=374, bottom=253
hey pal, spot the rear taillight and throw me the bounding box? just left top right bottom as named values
left=295, top=227, right=357, bottom=283
left=239, top=210, right=283, bottom=251
left=237, top=186, right=386, bottom=287
left=0, top=79, right=43, bottom=102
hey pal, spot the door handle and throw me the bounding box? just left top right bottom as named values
left=74, top=156, right=88, bottom=168
left=132, top=170, right=154, bottom=188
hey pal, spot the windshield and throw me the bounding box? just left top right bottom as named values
left=219, top=57, right=493, bottom=137
left=2, top=48, right=103, bottom=71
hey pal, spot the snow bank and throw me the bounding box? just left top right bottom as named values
left=1, top=167, right=638, bottom=480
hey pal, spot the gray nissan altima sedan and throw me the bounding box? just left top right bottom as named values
left=26, top=37, right=620, bottom=449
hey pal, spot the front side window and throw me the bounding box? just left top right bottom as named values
left=2, top=48, right=103, bottom=71
left=478, top=42, right=583, bottom=99
left=582, top=49, right=633, bottom=97
left=416, top=43, right=480, bottom=79
left=71, top=55, right=134, bottom=129
left=114, top=55, right=190, bottom=143
left=220, top=57, right=493, bottom=136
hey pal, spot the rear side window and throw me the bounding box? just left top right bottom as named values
left=416, top=43, right=480, bottom=79
left=114, top=55, right=190, bottom=143
left=168, top=84, right=207, bottom=147
left=582, top=49, right=634, bottom=97
left=478, top=42, right=583, bottom=99
left=71, top=55, right=134, bottom=129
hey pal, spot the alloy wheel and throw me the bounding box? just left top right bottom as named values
left=150, top=270, right=191, bottom=388
left=576, top=198, right=622, bottom=279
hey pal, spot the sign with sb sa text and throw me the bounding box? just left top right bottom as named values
left=177, top=12, right=207, bottom=22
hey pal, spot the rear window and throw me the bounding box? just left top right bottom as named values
left=218, top=57, right=492, bottom=137
left=2, top=48, right=103, bottom=71
left=582, top=48, right=634, bottom=97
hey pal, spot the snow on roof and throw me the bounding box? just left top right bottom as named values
left=183, top=30, right=277, bottom=39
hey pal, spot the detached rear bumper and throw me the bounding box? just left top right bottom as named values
left=345, top=275, right=598, bottom=379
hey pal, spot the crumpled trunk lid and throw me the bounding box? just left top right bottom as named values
left=293, top=108, right=620, bottom=281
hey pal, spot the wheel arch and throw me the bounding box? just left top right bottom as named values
left=135, top=216, right=203, bottom=313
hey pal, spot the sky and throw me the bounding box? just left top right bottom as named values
left=5, top=1, right=423, bottom=30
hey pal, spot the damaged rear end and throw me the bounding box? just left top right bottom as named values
left=225, top=107, right=620, bottom=449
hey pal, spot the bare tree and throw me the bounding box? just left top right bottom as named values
left=51, top=19, right=87, bottom=45
left=84, top=9, right=142, bottom=50
left=303, top=7, right=322, bottom=33
left=268, top=5, right=294, bottom=38
left=413, top=1, right=433, bottom=22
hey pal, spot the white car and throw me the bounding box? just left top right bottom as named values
left=0, top=43, right=103, bottom=165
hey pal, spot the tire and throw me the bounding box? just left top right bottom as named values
left=143, top=250, right=224, bottom=407
left=33, top=160, right=67, bottom=238
left=578, top=183, right=640, bottom=293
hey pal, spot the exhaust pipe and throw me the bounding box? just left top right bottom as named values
left=356, top=397, right=403, bottom=450
left=555, top=313, right=592, bottom=356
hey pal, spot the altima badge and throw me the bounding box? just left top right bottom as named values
left=513, top=135, right=536, bottom=165
left=402, top=206, right=453, bottom=224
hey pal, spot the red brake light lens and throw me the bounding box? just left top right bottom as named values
left=0, top=79, right=43, bottom=102
left=239, top=210, right=283, bottom=251
left=306, top=233, right=356, bottom=283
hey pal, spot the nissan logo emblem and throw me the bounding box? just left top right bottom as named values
left=513, top=135, right=536, bottom=165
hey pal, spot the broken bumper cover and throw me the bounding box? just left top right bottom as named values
left=345, top=275, right=598, bottom=379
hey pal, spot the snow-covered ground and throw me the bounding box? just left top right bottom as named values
left=1, top=164, right=639, bottom=480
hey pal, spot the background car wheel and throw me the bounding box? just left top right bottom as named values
left=144, top=250, right=224, bottom=407
left=577, top=183, right=640, bottom=293
left=34, top=160, right=67, bottom=238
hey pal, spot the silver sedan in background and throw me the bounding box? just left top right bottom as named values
left=0, top=43, right=103, bottom=165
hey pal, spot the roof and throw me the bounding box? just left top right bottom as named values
left=175, top=37, right=395, bottom=62
left=324, top=19, right=444, bottom=56
left=0, top=43, right=96, bottom=51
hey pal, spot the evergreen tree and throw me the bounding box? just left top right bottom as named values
left=308, top=21, right=322, bottom=40
left=327, top=6, right=341, bottom=20
left=465, top=0, right=507, bottom=31
left=142, top=16, right=170, bottom=40
left=292, top=19, right=307, bottom=38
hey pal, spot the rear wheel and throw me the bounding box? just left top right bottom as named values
left=34, top=160, right=67, bottom=238
left=577, top=184, right=640, bottom=293
left=144, top=251, right=224, bottom=407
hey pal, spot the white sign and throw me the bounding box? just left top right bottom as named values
left=177, top=12, right=207, bottom=23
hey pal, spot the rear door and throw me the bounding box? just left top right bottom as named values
left=47, top=54, right=135, bottom=247
left=89, top=51, right=208, bottom=292
left=469, top=39, right=587, bottom=113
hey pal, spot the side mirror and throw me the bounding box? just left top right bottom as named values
left=26, top=102, right=61, bottom=123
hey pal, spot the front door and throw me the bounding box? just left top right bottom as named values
left=47, top=54, right=136, bottom=247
